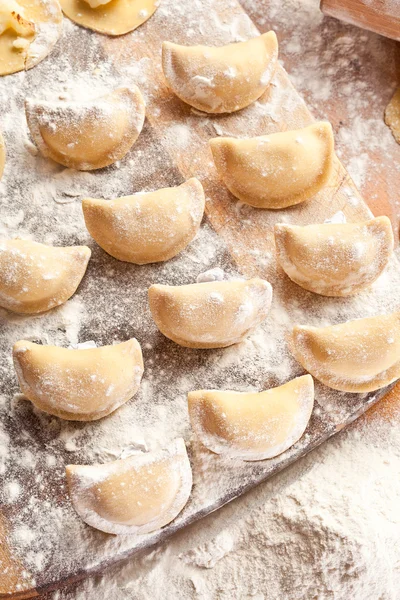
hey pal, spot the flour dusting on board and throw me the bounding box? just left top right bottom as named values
left=1, top=0, right=400, bottom=595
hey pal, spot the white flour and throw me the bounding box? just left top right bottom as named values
left=1, top=0, right=400, bottom=597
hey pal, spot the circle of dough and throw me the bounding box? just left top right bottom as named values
left=162, top=31, right=278, bottom=114
left=66, top=438, right=192, bottom=535
left=13, top=338, right=144, bottom=420
left=0, top=0, right=63, bottom=76
left=59, top=0, right=158, bottom=36
left=0, top=239, right=91, bottom=314
left=292, top=312, right=400, bottom=393
left=189, top=375, right=314, bottom=461
left=82, top=178, right=205, bottom=264
left=210, top=122, right=334, bottom=209
left=25, top=86, right=145, bottom=171
left=148, top=278, right=273, bottom=349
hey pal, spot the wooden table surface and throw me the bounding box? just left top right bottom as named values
left=1, top=0, right=400, bottom=597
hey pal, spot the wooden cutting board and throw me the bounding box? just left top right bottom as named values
left=1, top=0, right=400, bottom=597
left=321, top=0, right=400, bottom=41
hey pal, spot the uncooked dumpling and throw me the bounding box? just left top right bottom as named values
left=0, top=239, right=90, bottom=314
left=162, top=32, right=278, bottom=114
left=148, top=278, right=273, bottom=348
left=25, top=87, right=145, bottom=171
left=292, top=312, right=400, bottom=393
left=275, top=216, right=394, bottom=296
left=60, top=0, right=158, bottom=36
left=0, top=0, right=62, bottom=76
left=210, top=122, right=334, bottom=209
left=82, top=179, right=205, bottom=264
left=66, top=438, right=192, bottom=535
left=13, top=338, right=144, bottom=420
left=189, top=375, right=314, bottom=461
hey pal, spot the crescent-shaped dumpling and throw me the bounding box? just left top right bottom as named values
left=148, top=278, right=273, bottom=349
left=82, top=179, right=205, bottom=265
left=275, top=216, right=394, bottom=297
left=66, top=438, right=192, bottom=535
left=0, top=0, right=62, bottom=76
left=59, top=0, right=158, bottom=36
left=188, top=375, right=314, bottom=461
left=25, top=87, right=145, bottom=171
left=0, top=239, right=90, bottom=314
left=292, top=313, right=400, bottom=393
left=210, top=122, right=334, bottom=209
left=13, top=338, right=144, bottom=420
left=162, top=32, right=278, bottom=114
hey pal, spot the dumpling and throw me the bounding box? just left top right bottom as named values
left=188, top=375, right=314, bottom=461
left=66, top=438, right=192, bottom=535
left=60, top=0, right=158, bottom=36
left=82, top=179, right=205, bottom=265
left=275, top=216, right=394, bottom=296
left=13, top=338, right=144, bottom=420
left=25, top=87, right=145, bottom=171
left=0, top=239, right=90, bottom=314
left=0, top=0, right=62, bottom=76
left=292, top=312, right=400, bottom=393
left=0, top=131, right=4, bottom=179
left=210, top=122, right=334, bottom=209
left=162, top=32, right=278, bottom=114
left=148, top=278, right=273, bottom=348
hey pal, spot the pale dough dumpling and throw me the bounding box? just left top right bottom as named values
left=162, top=32, right=278, bottom=114
left=148, top=278, right=273, bottom=348
left=0, top=239, right=90, bottom=314
left=13, top=338, right=144, bottom=420
left=292, top=312, right=400, bottom=393
left=189, top=375, right=314, bottom=461
left=25, top=87, right=145, bottom=171
left=66, top=438, right=192, bottom=535
left=275, top=216, right=394, bottom=296
left=82, top=178, right=205, bottom=264
left=60, top=0, right=158, bottom=36
left=0, top=0, right=62, bottom=76
left=210, top=122, right=334, bottom=209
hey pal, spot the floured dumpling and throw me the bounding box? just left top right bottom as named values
left=0, top=239, right=90, bottom=314
left=0, top=0, right=62, bottom=76
left=25, top=87, right=145, bottom=171
left=148, top=278, right=273, bottom=348
left=275, top=216, right=394, bottom=296
left=0, top=130, right=4, bottom=179
left=292, top=312, right=400, bottom=393
left=189, top=375, right=314, bottom=461
left=66, top=438, right=192, bottom=535
left=82, top=179, right=205, bottom=264
left=13, top=338, right=144, bottom=420
left=210, top=122, right=334, bottom=209
left=162, top=32, right=278, bottom=114
left=60, top=0, right=158, bottom=36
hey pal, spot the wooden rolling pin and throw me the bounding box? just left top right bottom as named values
left=321, top=0, right=400, bottom=41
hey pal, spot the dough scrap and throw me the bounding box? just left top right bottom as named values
left=13, top=338, right=144, bottom=420
left=292, top=312, right=400, bottom=393
left=210, top=122, right=334, bottom=209
left=148, top=278, right=273, bottom=349
left=385, top=88, right=400, bottom=145
left=25, top=87, right=145, bottom=171
left=189, top=375, right=314, bottom=461
left=162, top=32, right=278, bottom=114
left=0, top=239, right=90, bottom=314
left=66, top=438, right=192, bottom=535
left=0, top=0, right=62, bottom=76
left=82, top=178, right=205, bottom=264
left=275, top=216, right=394, bottom=297
left=60, top=0, right=158, bottom=36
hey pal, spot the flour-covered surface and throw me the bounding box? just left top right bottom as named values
left=1, top=0, right=400, bottom=597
